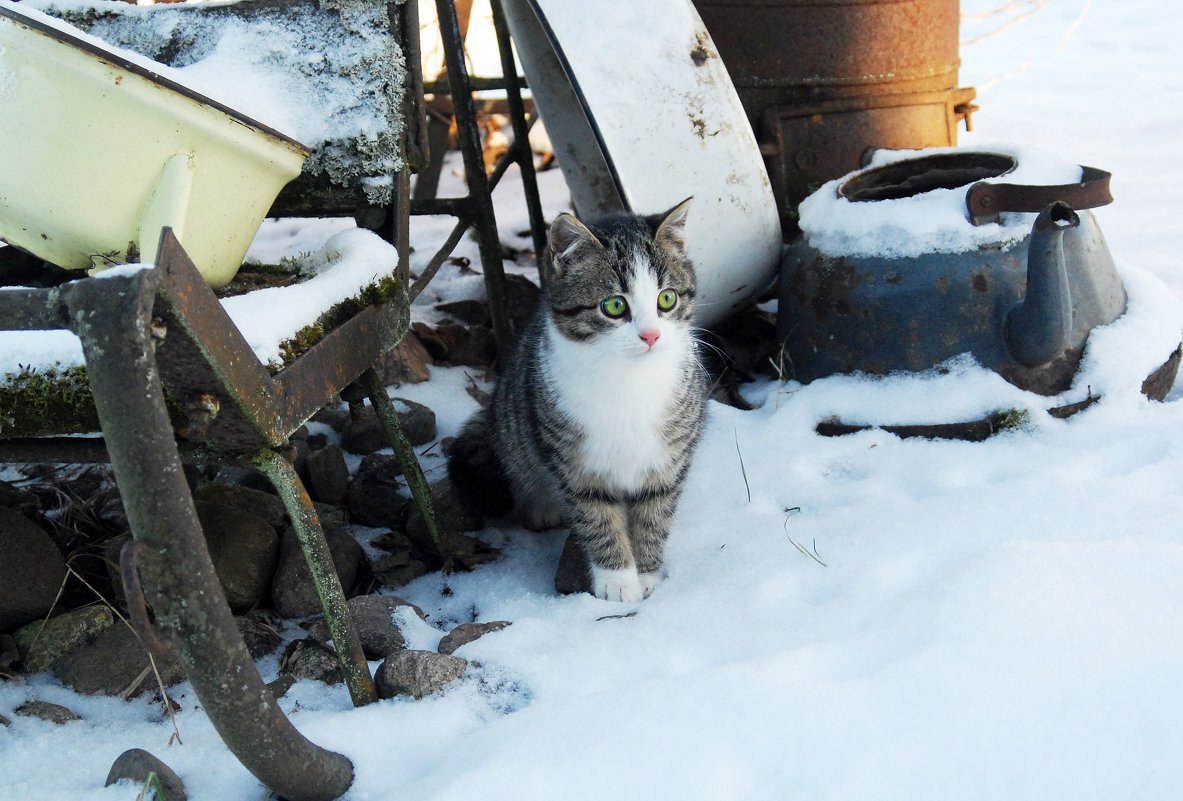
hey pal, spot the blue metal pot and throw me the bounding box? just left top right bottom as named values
left=777, top=152, right=1125, bottom=395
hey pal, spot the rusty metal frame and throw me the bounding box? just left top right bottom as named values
left=0, top=222, right=453, bottom=797
left=0, top=265, right=356, bottom=801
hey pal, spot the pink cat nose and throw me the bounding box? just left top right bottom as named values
left=640, top=330, right=660, bottom=348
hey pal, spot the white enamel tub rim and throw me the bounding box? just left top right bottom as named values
left=501, top=0, right=784, bottom=328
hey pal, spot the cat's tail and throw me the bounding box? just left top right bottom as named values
left=444, top=409, right=515, bottom=521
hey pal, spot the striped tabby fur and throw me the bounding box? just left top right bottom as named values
left=447, top=199, right=707, bottom=602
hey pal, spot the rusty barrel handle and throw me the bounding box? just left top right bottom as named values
left=966, top=165, right=1113, bottom=226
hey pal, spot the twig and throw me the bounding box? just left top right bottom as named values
left=1059, top=0, right=1092, bottom=50
left=961, top=0, right=1053, bottom=46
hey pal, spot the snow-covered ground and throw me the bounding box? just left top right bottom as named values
left=4, top=2, right=1183, bottom=800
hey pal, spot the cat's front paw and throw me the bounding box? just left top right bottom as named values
left=638, top=571, right=663, bottom=598
left=590, top=565, right=645, bottom=603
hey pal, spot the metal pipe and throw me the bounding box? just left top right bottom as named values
left=358, top=367, right=441, bottom=549
left=252, top=448, right=377, bottom=707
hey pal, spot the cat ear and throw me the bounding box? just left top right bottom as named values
left=655, top=197, right=693, bottom=258
left=548, top=213, right=602, bottom=277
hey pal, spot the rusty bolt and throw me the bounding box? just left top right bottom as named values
left=149, top=317, right=167, bottom=345
left=182, top=393, right=220, bottom=443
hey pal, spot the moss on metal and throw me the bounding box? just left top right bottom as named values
left=0, top=365, right=100, bottom=437
left=276, top=272, right=406, bottom=368
left=0, top=364, right=188, bottom=438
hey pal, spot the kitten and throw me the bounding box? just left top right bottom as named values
left=446, top=199, right=708, bottom=603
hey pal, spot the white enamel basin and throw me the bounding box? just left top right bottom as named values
left=0, top=2, right=309, bottom=287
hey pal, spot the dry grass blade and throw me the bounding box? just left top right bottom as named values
left=734, top=429, right=751, bottom=503
left=783, top=506, right=827, bottom=566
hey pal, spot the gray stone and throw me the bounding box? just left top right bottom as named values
left=311, top=406, right=351, bottom=433
left=191, top=481, right=288, bottom=530
left=447, top=324, right=497, bottom=368
left=52, top=622, right=185, bottom=696
left=554, top=533, right=592, bottom=596
left=315, top=499, right=350, bottom=529
left=195, top=500, right=280, bottom=613
left=0, top=711, right=10, bottom=727
left=349, top=594, right=418, bottom=656
left=375, top=650, right=467, bottom=700
left=0, top=507, right=68, bottom=631
left=370, top=531, right=435, bottom=590
left=340, top=398, right=436, bottom=455
left=373, top=332, right=434, bottom=386
left=13, top=605, right=115, bottom=674
left=279, top=638, right=342, bottom=684
left=435, top=298, right=490, bottom=326
left=303, top=593, right=424, bottom=659
left=14, top=699, right=81, bottom=724
left=347, top=453, right=409, bottom=529
left=438, top=621, right=511, bottom=656
left=271, top=522, right=366, bottom=619
left=305, top=443, right=350, bottom=505
left=106, top=748, right=187, bottom=801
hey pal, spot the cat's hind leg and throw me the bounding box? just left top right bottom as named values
left=517, top=491, right=565, bottom=531
left=445, top=409, right=514, bottom=520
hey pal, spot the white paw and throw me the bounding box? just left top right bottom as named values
left=638, top=571, right=663, bottom=598
left=590, top=565, right=645, bottom=603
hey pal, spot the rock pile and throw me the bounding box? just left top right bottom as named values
left=0, top=313, right=529, bottom=717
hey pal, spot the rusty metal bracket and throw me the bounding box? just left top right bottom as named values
left=966, top=165, right=1113, bottom=226
left=118, top=541, right=170, bottom=655
left=150, top=229, right=410, bottom=449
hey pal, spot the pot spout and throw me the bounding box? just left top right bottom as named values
left=1004, top=201, right=1079, bottom=366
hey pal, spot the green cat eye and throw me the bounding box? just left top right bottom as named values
left=601, top=296, right=629, bottom=318
left=658, top=289, right=678, bottom=311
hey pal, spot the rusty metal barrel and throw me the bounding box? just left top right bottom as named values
left=691, top=0, right=976, bottom=234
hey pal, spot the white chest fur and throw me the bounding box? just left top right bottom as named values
left=544, top=323, right=688, bottom=493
